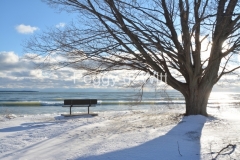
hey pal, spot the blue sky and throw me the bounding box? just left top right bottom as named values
left=0, top=0, right=75, bottom=56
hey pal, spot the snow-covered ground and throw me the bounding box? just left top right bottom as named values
left=0, top=106, right=239, bottom=160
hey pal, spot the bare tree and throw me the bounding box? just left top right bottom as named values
left=25, top=0, right=240, bottom=116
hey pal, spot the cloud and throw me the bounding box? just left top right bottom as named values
left=15, top=24, right=38, bottom=34
left=0, top=51, right=18, bottom=63
left=0, top=51, right=83, bottom=89
left=0, top=51, right=239, bottom=91
left=0, top=51, right=34, bottom=71
left=0, top=52, right=145, bottom=90
left=55, top=22, right=66, bottom=28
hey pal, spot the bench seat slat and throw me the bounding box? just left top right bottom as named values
left=64, top=99, right=97, bottom=105
left=62, top=105, right=96, bottom=107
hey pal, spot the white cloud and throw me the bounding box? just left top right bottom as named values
left=55, top=22, right=66, bottom=28
left=15, top=24, right=38, bottom=34
left=0, top=51, right=18, bottom=63
left=0, top=51, right=81, bottom=89
left=0, top=52, right=239, bottom=91
left=29, top=69, right=42, bottom=78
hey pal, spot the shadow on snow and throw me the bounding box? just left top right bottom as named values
left=78, top=115, right=207, bottom=160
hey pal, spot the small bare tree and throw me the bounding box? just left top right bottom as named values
left=25, top=0, right=240, bottom=116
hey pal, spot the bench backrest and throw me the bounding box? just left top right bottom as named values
left=64, top=99, right=97, bottom=105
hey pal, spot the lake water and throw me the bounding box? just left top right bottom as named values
left=0, top=91, right=240, bottom=115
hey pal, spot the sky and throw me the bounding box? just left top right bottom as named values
left=0, top=0, right=75, bottom=56
left=0, top=0, right=78, bottom=91
left=0, top=0, right=239, bottom=92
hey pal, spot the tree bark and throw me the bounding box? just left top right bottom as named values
left=183, top=85, right=213, bottom=116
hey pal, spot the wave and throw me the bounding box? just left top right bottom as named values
left=0, top=101, right=62, bottom=106
left=98, top=100, right=185, bottom=105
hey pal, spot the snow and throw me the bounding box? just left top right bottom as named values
left=0, top=107, right=240, bottom=160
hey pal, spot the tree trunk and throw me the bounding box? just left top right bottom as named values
left=183, top=85, right=213, bottom=116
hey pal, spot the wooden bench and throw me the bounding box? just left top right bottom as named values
left=62, top=99, right=97, bottom=116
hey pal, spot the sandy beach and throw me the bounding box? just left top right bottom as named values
left=0, top=106, right=240, bottom=160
